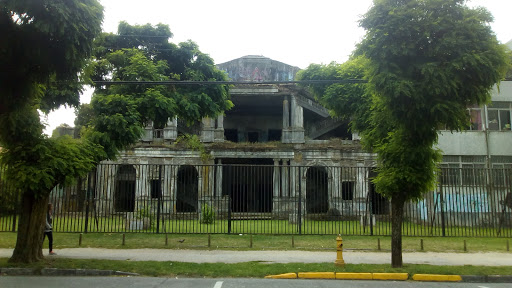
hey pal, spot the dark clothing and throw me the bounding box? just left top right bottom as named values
left=43, top=231, right=53, bottom=253
left=43, top=210, right=53, bottom=253
left=45, top=211, right=52, bottom=233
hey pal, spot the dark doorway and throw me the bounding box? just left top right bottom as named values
left=225, top=129, right=238, bottom=142
left=176, top=166, right=199, bottom=212
left=341, top=181, right=355, bottom=200
left=268, top=129, right=281, bottom=141
left=222, top=158, right=273, bottom=213
left=369, top=172, right=389, bottom=215
left=115, top=165, right=136, bottom=212
left=151, top=179, right=162, bottom=199
left=247, top=132, right=259, bottom=143
left=306, top=166, right=328, bottom=213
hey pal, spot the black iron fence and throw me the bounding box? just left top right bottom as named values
left=1, top=164, right=511, bottom=236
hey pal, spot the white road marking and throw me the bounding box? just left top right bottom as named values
left=478, top=286, right=490, bottom=288
left=213, top=281, right=223, bottom=288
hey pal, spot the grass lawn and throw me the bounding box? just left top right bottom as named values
left=1, top=232, right=511, bottom=278
left=1, top=232, right=511, bottom=252
left=3, top=215, right=510, bottom=237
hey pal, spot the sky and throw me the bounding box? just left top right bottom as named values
left=42, top=0, right=512, bottom=135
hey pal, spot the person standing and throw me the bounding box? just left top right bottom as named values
left=43, top=203, right=56, bottom=255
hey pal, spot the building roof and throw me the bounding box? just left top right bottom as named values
left=217, top=55, right=300, bottom=82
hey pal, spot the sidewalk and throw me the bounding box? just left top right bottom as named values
left=1, top=248, right=511, bottom=266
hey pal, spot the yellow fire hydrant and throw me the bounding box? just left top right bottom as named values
left=335, top=234, right=345, bottom=266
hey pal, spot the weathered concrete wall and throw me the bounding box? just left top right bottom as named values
left=217, top=55, right=300, bottom=82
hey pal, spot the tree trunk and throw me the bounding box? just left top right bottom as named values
left=391, top=195, right=405, bottom=268
left=9, top=191, right=49, bottom=263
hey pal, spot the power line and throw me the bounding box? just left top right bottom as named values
left=104, top=34, right=171, bottom=38
left=91, top=79, right=367, bottom=86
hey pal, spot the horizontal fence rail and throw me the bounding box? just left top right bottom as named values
left=1, top=164, right=511, bottom=237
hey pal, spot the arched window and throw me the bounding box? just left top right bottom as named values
left=115, top=165, right=136, bottom=212
left=306, top=166, right=328, bottom=213
left=176, top=166, right=198, bottom=212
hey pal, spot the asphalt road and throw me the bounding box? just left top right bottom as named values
left=2, top=277, right=512, bottom=288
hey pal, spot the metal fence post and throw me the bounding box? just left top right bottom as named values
left=228, top=166, right=232, bottom=234
left=84, top=171, right=93, bottom=234
left=156, top=165, right=162, bottom=234
left=440, top=184, right=446, bottom=237
left=298, top=166, right=302, bottom=235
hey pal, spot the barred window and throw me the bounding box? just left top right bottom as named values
left=491, top=164, right=512, bottom=187
left=440, top=156, right=486, bottom=186
left=487, top=102, right=512, bottom=131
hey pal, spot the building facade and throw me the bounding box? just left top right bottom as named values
left=60, top=52, right=512, bottom=231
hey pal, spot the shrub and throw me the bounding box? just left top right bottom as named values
left=200, top=203, right=215, bottom=224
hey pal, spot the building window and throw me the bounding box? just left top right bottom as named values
left=114, top=165, right=136, bottom=212
left=225, top=129, right=238, bottom=142
left=341, top=181, right=354, bottom=200
left=491, top=156, right=512, bottom=187
left=248, top=131, right=259, bottom=143
left=268, top=129, right=281, bottom=141
left=468, top=108, right=483, bottom=130
left=440, top=156, right=486, bottom=186
left=487, top=102, right=512, bottom=131
left=150, top=179, right=161, bottom=198
left=153, top=129, right=164, bottom=138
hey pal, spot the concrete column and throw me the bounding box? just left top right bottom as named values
left=201, top=117, right=215, bottom=142
left=216, top=159, right=223, bottom=199
left=282, top=96, right=304, bottom=143
left=283, top=98, right=290, bottom=128
left=281, top=160, right=290, bottom=198
left=290, top=96, right=297, bottom=128
left=290, top=161, right=298, bottom=198
left=292, top=97, right=304, bottom=128
left=214, top=114, right=225, bottom=142
left=142, top=121, right=153, bottom=142
left=356, top=164, right=366, bottom=199
left=273, top=159, right=281, bottom=213
left=164, top=117, right=177, bottom=141
left=217, top=114, right=224, bottom=129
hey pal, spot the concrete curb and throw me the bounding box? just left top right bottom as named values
left=298, top=272, right=335, bottom=279
left=0, top=268, right=138, bottom=277
left=412, top=274, right=462, bottom=282
left=265, top=272, right=512, bottom=283
left=336, top=272, right=372, bottom=280
left=372, top=273, right=408, bottom=281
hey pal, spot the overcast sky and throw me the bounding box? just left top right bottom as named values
left=43, top=0, right=512, bottom=135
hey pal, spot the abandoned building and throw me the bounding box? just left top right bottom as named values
left=91, top=55, right=381, bottom=224
left=44, top=48, right=512, bottom=234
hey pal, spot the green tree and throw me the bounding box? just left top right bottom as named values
left=1, top=4, right=230, bottom=263
left=0, top=0, right=104, bottom=263
left=83, top=22, right=232, bottom=158
left=299, top=0, right=509, bottom=268
left=74, top=103, right=94, bottom=138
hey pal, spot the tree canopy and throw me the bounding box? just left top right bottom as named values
left=1, top=2, right=231, bottom=263
left=299, top=0, right=509, bottom=267
left=79, top=22, right=232, bottom=158
left=0, top=0, right=105, bottom=195
left=0, top=0, right=105, bottom=263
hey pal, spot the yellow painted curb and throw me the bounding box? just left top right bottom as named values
left=372, top=273, right=409, bottom=281
left=298, top=272, right=336, bottom=279
left=264, top=273, right=297, bottom=279
left=412, top=274, right=462, bottom=282
left=336, top=273, right=373, bottom=280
